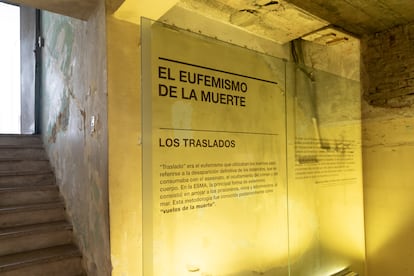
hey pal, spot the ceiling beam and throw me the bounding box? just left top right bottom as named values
left=112, top=0, right=180, bottom=25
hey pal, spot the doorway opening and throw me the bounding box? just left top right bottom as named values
left=0, top=2, right=20, bottom=134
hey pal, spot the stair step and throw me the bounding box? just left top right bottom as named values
left=0, top=147, right=48, bottom=160
left=0, top=135, right=42, bottom=146
left=0, top=202, right=66, bottom=228
left=0, top=221, right=73, bottom=256
left=0, top=170, right=53, bottom=177
left=0, top=185, right=58, bottom=192
left=0, top=135, right=86, bottom=275
left=0, top=144, right=43, bottom=149
left=0, top=221, right=71, bottom=238
left=0, top=185, right=60, bottom=207
left=0, top=172, right=55, bottom=186
left=0, top=160, right=51, bottom=173
left=0, top=244, right=83, bottom=275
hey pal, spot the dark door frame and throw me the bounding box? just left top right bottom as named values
left=34, top=9, right=41, bottom=134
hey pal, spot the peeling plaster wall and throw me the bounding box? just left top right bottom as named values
left=361, top=23, right=414, bottom=276
left=39, top=3, right=111, bottom=275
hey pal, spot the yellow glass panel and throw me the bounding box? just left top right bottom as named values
left=142, top=18, right=288, bottom=276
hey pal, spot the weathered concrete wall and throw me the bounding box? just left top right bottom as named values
left=361, top=22, right=414, bottom=276
left=285, top=0, right=414, bottom=36
left=301, top=39, right=360, bottom=81
left=39, top=3, right=111, bottom=275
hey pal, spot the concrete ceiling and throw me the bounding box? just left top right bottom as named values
left=284, top=0, right=414, bottom=36
left=157, top=0, right=414, bottom=45
left=171, top=0, right=329, bottom=44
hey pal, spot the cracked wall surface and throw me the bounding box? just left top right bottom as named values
left=39, top=3, right=111, bottom=275
left=176, top=0, right=328, bottom=44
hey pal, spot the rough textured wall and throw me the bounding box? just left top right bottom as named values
left=362, top=23, right=414, bottom=276
left=284, top=0, right=414, bottom=36
left=40, top=3, right=111, bottom=275
left=301, top=39, right=360, bottom=81
left=362, top=22, right=414, bottom=108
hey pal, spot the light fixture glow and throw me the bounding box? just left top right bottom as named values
left=330, top=267, right=358, bottom=276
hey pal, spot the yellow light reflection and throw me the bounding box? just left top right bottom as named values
left=165, top=195, right=290, bottom=275
left=113, top=0, right=179, bottom=25
left=288, top=197, right=318, bottom=262
left=364, top=146, right=414, bottom=255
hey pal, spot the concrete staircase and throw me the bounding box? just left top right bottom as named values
left=0, top=134, right=85, bottom=275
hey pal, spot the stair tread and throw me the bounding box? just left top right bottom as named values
left=0, top=221, right=71, bottom=239
left=0, top=134, right=41, bottom=138
left=0, top=136, right=84, bottom=274
left=0, top=159, right=48, bottom=162
left=0, top=144, right=44, bottom=149
left=0, top=185, right=58, bottom=193
left=0, top=158, right=48, bottom=162
left=0, top=170, right=53, bottom=177
left=0, top=135, right=42, bottom=147
left=0, top=244, right=81, bottom=271
left=0, top=173, right=55, bottom=185
left=0, top=201, right=65, bottom=214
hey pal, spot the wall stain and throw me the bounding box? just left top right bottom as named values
left=48, top=89, right=71, bottom=144
left=80, top=109, right=87, bottom=137
left=45, top=16, right=74, bottom=75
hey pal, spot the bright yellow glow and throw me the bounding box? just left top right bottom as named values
left=288, top=197, right=318, bottom=261
left=364, top=144, right=414, bottom=254
left=107, top=13, right=142, bottom=276
left=287, top=117, right=366, bottom=274
left=144, top=21, right=290, bottom=275
left=113, top=0, right=179, bottom=25
left=363, top=117, right=414, bottom=276
left=165, top=197, right=290, bottom=275
left=107, top=2, right=367, bottom=275
left=325, top=266, right=352, bottom=276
